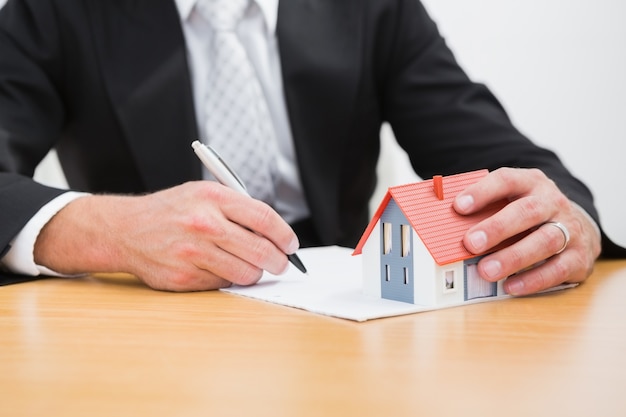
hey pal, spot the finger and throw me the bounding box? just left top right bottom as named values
left=454, top=167, right=544, bottom=214
left=192, top=237, right=268, bottom=286
left=218, top=189, right=300, bottom=255
left=189, top=183, right=295, bottom=275
left=544, top=221, right=570, bottom=254
left=191, top=215, right=290, bottom=280
left=161, top=270, right=233, bottom=292
left=501, top=253, right=575, bottom=296
left=218, top=222, right=291, bottom=278
left=137, top=259, right=233, bottom=292
left=163, top=223, right=268, bottom=287
left=475, top=221, right=572, bottom=282
left=463, top=193, right=551, bottom=254
left=459, top=169, right=568, bottom=254
left=504, top=216, right=597, bottom=295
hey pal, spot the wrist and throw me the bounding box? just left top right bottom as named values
left=33, top=194, right=135, bottom=275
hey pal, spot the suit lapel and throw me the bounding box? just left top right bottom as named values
left=277, top=0, right=361, bottom=242
left=86, top=0, right=201, bottom=191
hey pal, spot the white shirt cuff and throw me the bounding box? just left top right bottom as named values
left=2, top=191, right=90, bottom=276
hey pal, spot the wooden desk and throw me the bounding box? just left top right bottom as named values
left=2, top=260, right=626, bottom=417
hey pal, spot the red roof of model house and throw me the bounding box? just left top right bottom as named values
left=352, top=170, right=510, bottom=265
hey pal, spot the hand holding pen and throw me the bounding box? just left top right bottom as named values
left=192, top=140, right=308, bottom=275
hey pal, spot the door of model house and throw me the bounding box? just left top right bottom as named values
left=464, top=257, right=497, bottom=301
left=379, top=199, right=414, bottom=304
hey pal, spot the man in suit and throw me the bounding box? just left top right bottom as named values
left=0, top=0, right=616, bottom=293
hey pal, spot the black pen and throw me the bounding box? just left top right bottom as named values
left=191, top=140, right=308, bottom=274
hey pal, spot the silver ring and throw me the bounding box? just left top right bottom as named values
left=545, top=221, right=570, bottom=254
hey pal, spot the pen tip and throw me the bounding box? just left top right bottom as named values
left=287, top=253, right=307, bottom=275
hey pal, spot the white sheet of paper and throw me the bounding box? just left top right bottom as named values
left=221, top=246, right=576, bottom=322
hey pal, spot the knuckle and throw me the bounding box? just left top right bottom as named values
left=196, top=180, right=225, bottom=198
left=242, top=237, right=288, bottom=277
left=518, top=196, right=544, bottom=224
left=185, top=213, right=227, bottom=238
left=247, top=238, right=269, bottom=265
left=566, top=249, right=592, bottom=283
left=527, top=167, right=546, bottom=181
left=533, top=270, right=552, bottom=292
left=552, top=192, right=570, bottom=214
left=541, top=225, right=564, bottom=254
left=233, top=266, right=263, bottom=286
left=487, top=217, right=507, bottom=238
left=570, top=217, right=585, bottom=239
left=494, top=167, right=517, bottom=188
left=167, top=271, right=197, bottom=291
left=250, top=202, right=275, bottom=230
left=173, top=240, right=200, bottom=259
left=501, top=246, right=526, bottom=273
left=190, top=181, right=231, bottom=207
left=550, top=257, right=571, bottom=282
left=584, top=261, right=595, bottom=281
left=526, top=262, right=560, bottom=293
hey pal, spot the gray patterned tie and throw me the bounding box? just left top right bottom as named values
left=197, top=0, right=276, bottom=204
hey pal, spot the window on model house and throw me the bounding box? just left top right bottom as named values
left=401, top=224, right=410, bottom=257
left=383, top=222, right=392, bottom=254
left=444, top=270, right=455, bottom=292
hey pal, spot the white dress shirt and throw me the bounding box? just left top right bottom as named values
left=2, top=0, right=309, bottom=276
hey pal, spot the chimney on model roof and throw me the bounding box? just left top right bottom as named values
left=433, top=175, right=444, bottom=200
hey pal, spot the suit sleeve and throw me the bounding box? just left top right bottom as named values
left=380, top=0, right=624, bottom=257
left=0, top=0, right=69, bottom=283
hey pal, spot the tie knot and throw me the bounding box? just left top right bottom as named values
left=197, top=0, right=250, bottom=32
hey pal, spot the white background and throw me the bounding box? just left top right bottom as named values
left=377, top=0, right=626, bottom=245
left=2, top=0, right=623, bottom=243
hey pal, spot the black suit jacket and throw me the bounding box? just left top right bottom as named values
left=0, top=0, right=622, bottom=284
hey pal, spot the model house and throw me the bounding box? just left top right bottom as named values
left=352, top=170, right=515, bottom=307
